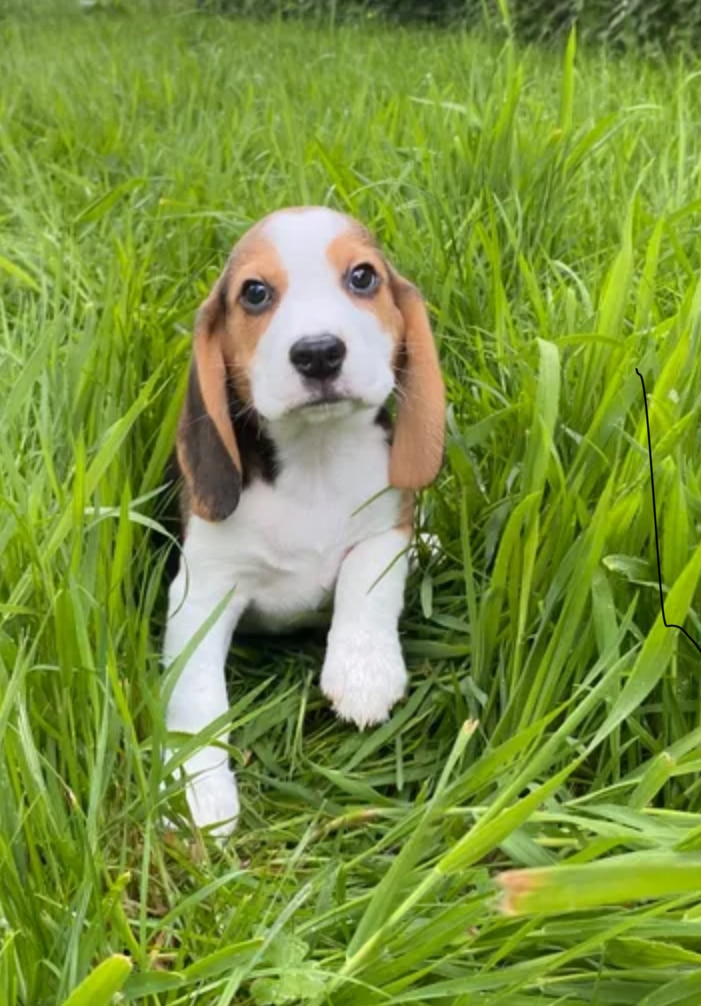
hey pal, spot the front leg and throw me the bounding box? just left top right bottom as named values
left=163, top=564, right=247, bottom=839
left=321, top=527, right=410, bottom=728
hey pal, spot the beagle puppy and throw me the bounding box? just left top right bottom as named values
left=164, top=206, right=445, bottom=838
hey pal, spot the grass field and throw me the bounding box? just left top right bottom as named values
left=2, top=5, right=701, bottom=1004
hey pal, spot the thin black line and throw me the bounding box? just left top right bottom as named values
left=635, top=368, right=701, bottom=658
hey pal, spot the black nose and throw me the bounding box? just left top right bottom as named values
left=289, top=334, right=346, bottom=381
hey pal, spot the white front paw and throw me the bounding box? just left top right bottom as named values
left=320, top=628, right=407, bottom=729
left=185, top=762, right=240, bottom=840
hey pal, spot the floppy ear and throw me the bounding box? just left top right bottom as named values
left=176, top=270, right=242, bottom=522
left=388, top=271, right=446, bottom=490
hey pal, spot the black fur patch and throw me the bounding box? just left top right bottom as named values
left=181, top=364, right=243, bottom=522
left=174, top=366, right=279, bottom=524
left=226, top=380, right=279, bottom=489
left=374, top=405, right=394, bottom=445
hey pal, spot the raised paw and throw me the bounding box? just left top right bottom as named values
left=320, top=628, right=407, bottom=729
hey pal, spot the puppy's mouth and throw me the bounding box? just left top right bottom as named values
left=292, top=392, right=359, bottom=422
left=304, top=392, right=345, bottom=408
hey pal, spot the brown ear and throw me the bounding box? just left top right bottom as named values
left=388, top=271, right=445, bottom=490
left=176, top=272, right=242, bottom=522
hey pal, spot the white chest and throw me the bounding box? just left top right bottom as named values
left=180, top=414, right=402, bottom=628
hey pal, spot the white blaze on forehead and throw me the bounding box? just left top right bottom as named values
left=261, top=207, right=352, bottom=285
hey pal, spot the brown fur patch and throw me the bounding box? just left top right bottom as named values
left=217, top=230, right=288, bottom=403
left=326, top=229, right=403, bottom=352
left=387, top=272, right=445, bottom=491
left=193, top=311, right=241, bottom=473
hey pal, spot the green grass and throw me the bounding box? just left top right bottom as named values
left=2, top=5, right=701, bottom=1004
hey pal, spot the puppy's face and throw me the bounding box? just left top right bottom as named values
left=178, top=206, right=445, bottom=522
left=221, top=207, right=402, bottom=422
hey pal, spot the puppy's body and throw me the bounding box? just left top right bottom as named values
left=164, top=207, right=444, bottom=837
left=170, top=411, right=402, bottom=633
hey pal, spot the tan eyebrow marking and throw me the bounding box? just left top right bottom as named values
left=326, top=229, right=401, bottom=347
left=221, top=231, right=288, bottom=403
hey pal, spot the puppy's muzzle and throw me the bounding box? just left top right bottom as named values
left=289, top=334, right=347, bottom=382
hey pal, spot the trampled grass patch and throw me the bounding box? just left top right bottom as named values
left=1, top=6, right=701, bottom=1004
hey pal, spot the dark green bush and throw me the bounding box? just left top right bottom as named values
left=197, top=0, right=701, bottom=48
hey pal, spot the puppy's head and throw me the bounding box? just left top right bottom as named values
left=177, top=206, right=445, bottom=521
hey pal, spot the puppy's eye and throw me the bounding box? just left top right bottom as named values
left=240, top=279, right=272, bottom=312
left=347, top=263, right=379, bottom=296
